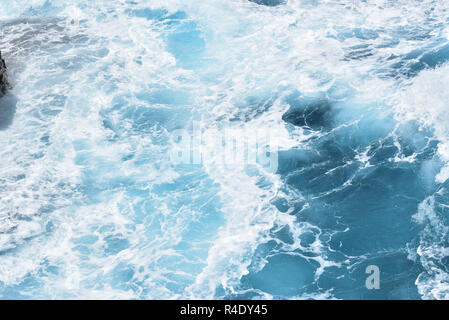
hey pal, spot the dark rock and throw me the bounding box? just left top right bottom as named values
left=0, top=51, right=9, bottom=96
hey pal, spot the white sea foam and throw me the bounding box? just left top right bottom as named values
left=412, top=196, right=449, bottom=300
left=396, top=64, right=449, bottom=180
left=1, top=0, right=449, bottom=299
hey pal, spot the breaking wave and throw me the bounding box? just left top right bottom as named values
left=1, top=0, right=449, bottom=299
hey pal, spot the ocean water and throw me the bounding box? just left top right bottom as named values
left=0, top=0, right=449, bottom=300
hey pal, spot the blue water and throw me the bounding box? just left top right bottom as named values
left=1, top=0, right=449, bottom=300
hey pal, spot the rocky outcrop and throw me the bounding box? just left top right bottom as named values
left=0, top=51, right=9, bottom=96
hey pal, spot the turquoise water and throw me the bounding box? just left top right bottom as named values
left=1, top=0, right=449, bottom=299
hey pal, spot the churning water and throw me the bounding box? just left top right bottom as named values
left=1, top=0, right=449, bottom=299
